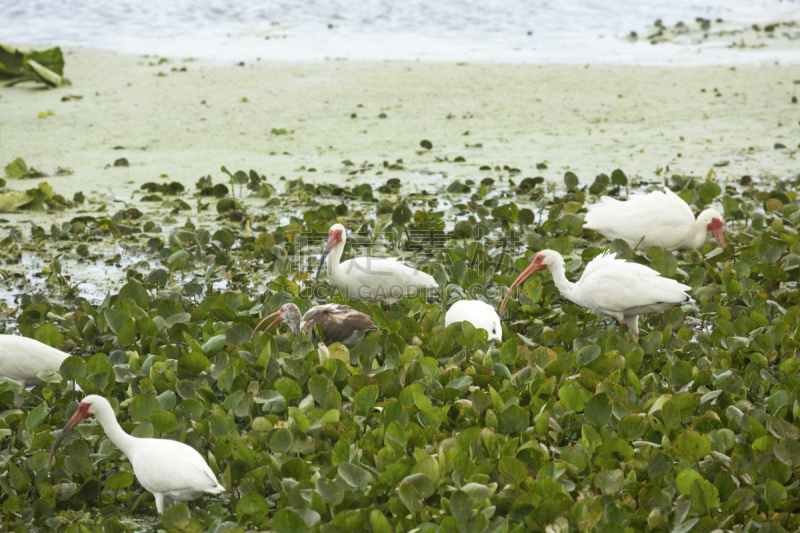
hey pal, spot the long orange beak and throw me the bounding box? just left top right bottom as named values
left=499, top=262, right=546, bottom=315
left=315, top=234, right=339, bottom=285
left=251, top=309, right=283, bottom=339
left=48, top=408, right=91, bottom=471
left=711, top=226, right=725, bottom=247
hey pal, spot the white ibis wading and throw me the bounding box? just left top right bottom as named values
left=445, top=300, right=502, bottom=343
left=583, top=188, right=724, bottom=251
left=49, top=395, right=225, bottom=514
left=251, top=303, right=378, bottom=348
left=499, top=250, right=692, bottom=336
left=316, top=224, right=438, bottom=305
left=0, top=335, right=71, bottom=389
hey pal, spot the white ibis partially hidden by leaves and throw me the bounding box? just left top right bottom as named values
left=500, top=250, right=692, bottom=336
left=583, top=188, right=725, bottom=251
left=445, top=300, right=502, bottom=344
left=315, top=224, right=438, bottom=305
left=251, top=303, right=378, bottom=348
left=0, top=335, right=70, bottom=389
left=49, top=395, right=225, bottom=514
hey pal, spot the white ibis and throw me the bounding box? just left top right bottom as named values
left=445, top=300, right=502, bottom=343
left=0, top=335, right=71, bottom=389
left=583, top=188, right=724, bottom=251
left=49, top=395, right=225, bottom=514
left=315, top=223, right=438, bottom=305
left=251, top=302, right=378, bottom=348
left=499, top=250, right=692, bottom=336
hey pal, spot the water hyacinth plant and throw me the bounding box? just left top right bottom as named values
left=0, top=162, right=799, bottom=533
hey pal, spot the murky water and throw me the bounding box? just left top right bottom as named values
left=4, top=0, right=799, bottom=64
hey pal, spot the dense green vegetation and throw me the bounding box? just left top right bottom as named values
left=0, top=166, right=799, bottom=533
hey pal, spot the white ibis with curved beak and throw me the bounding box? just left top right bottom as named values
left=251, top=302, right=378, bottom=348
left=445, top=300, right=502, bottom=344
left=48, top=395, right=225, bottom=514
left=499, top=250, right=692, bottom=336
left=583, top=188, right=725, bottom=251
left=315, top=224, right=438, bottom=305
left=0, top=335, right=71, bottom=389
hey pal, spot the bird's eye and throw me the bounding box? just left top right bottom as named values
left=492, top=327, right=496, bottom=334
left=80, top=404, right=87, bottom=411
left=535, top=256, right=542, bottom=262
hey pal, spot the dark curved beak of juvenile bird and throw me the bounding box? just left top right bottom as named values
left=315, top=234, right=337, bottom=286
left=499, top=262, right=546, bottom=316
left=251, top=309, right=283, bottom=340
left=48, top=408, right=90, bottom=471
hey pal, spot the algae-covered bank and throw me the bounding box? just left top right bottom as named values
left=2, top=47, right=799, bottom=205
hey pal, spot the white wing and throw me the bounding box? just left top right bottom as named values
left=578, top=257, right=691, bottom=317
left=129, top=439, right=224, bottom=496
left=584, top=189, right=695, bottom=250
left=336, top=257, right=437, bottom=301
left=0, top=336, right=70, bottom=385
left=445, top=300, right=502, bottom=342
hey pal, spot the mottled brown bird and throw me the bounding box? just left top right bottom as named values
left=251, top=303, right=378, bottom=348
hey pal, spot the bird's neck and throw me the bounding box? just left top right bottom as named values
left=327, top=242, right=344, bottom=277
left=548, top=259, right=576, bottom=302
left=95, top=408, right=135, bottom=452
left=287, top=317, right=301, bottom=334
left=692, top=220, right=709, bottom=248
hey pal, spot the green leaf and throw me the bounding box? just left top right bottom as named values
left=104, top=472, right=134, bottom=492
left=355, top=385, right=379, bottom=414
left=558, top=385, right=585, bottom=412
left=765, top=479, right=787, bottom=511
left=273, top=509, right=308, bottom=533
left=576, top=345, right=601, bottom=366
left=316, top=477, right=344, bottom=505
left=338, top=463, right=371, bottom=490
left=676, top=468, right=703, bottom=495
left=674, top=430, right=711, bottom=462
left=594, top=469, right=624, bottom=495
left=498, top=456, right=527, bottom=485
left=269, top=428, right=293, bottom=453
left=690, top=478, right=719, bottom=515
left=129, top=394, right=160, bottom=422
left=34, top=323, right=62, bottom=348
left=610, top=169, right=628, bottom=186
left=59, top=356, right=86, bottom=380
left=584, top=393, right=611, bottom=427
left=648, top=247, right=678, bottom=277
left=178, top=352, right=212, bottom=377
left=236, top=492, right=268, bottom=519
left=564, top=171, right=579, bottom=190
left=501, top=405, right=529, bottom=434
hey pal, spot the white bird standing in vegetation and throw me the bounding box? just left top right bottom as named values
left=583, top=189, right=724, bottom=251
left=49, top=395, right=225, bottom=514
left=445, top=300, right=503, bottom=343
left=499, top=250, right=692, bottom=336
left=0, top=335, right=70, bottom=389
left=315, top=224, right=438, bottom=304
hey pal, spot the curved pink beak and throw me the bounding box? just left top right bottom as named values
left=251, top=309, right=283, bottom=340
left=499, top=262, right=547, bottom=315
left=711, top=225, right=724, bottom=247
left=48, top=406, right=92, bottom=471
left=315, top=232, right=342, bottom=285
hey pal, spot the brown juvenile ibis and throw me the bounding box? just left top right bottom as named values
left=251, top=303, right=378, bottom=348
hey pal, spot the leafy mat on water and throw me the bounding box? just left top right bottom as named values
left=0, top=44, right=69, bottom=88
left=2, top=159, right=800, bottom=532
left=0, top=181, right=71, bottom=212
